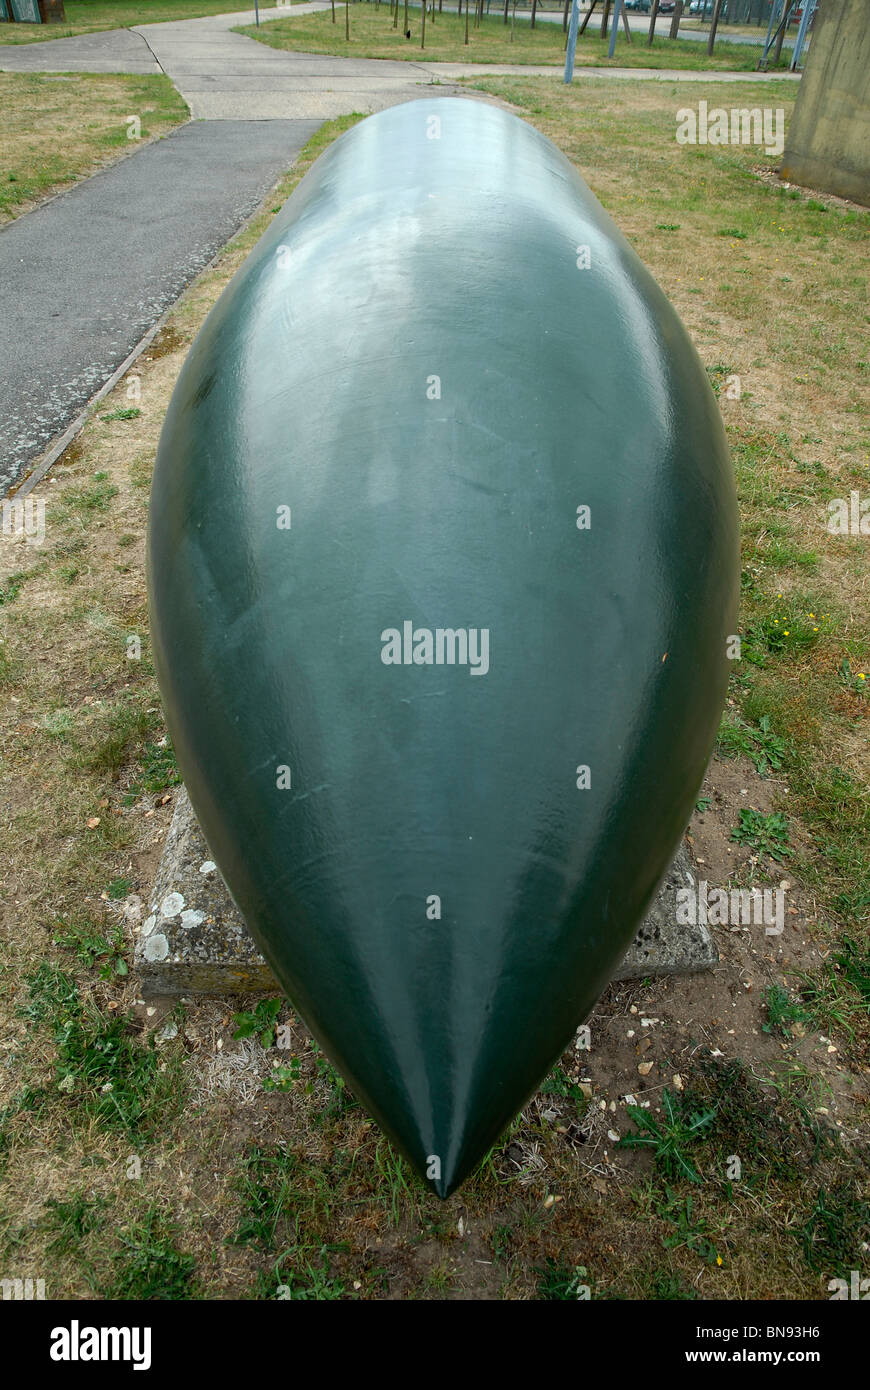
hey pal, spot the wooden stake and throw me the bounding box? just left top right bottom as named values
left=772, top=8, right=789, bottom=64
left=578, top=0, right=598, bottom=37
left=707, top=0, right=722, bottom=55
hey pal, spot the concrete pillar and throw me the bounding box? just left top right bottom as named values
left=780, top=0, right=870, bottom=206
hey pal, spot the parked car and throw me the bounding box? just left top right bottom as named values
left=624, top=1, right=652, bottom=12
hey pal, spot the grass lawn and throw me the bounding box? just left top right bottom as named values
left=0, top=0, right=281, bottom=44
left=0, top=72, right=188, bottom=222
left=0, top=88, right=867, bottom=1300
left=235, top=4, right=789, bottom=68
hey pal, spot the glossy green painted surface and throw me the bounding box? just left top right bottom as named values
left=147, top=98, right=739, bottom=1197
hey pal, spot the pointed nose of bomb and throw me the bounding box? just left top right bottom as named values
left=344, top=1026, right=517, bottom=1200
left=147, top=98, right=739, bottom=1195
left=370, top=936, right=610, bottom=1198
left=264, top=855, right=625, bottom=1199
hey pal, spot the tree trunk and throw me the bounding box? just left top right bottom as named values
left=669, top=0, right=683, bottom=41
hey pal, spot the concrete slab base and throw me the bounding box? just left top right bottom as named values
left=135, top=788, right=715, bottom=997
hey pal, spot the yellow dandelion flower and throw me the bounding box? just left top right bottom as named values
left=716, top=1255, right=723, bottom=1266
left=859, top=674, right=867, bottom=682
left=809, top=613, right=815, bottom=619
left=784, top=630, right=790, bottom=636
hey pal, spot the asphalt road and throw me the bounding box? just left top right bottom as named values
left=0, top=119, right=319, bottom=496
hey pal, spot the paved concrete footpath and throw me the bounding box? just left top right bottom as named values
left=133, top=7, right=442, bottom=120
left=0, top=27, right=161, bottom=73
left=0, top=119, right=318, bottom=495
left=0, top=8, right=467, bottom=493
